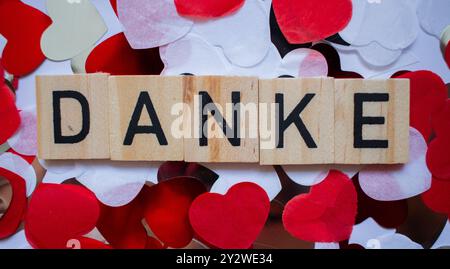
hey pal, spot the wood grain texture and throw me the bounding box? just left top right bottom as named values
left=183, top=76, right=259, bottom=163
left=109, top=76, right=184, bottom=161
left=36, top=74, right=110, bottom=159
left=259, top=78, right=335, bottom=165
left=334, top=79, right=410, bottom=164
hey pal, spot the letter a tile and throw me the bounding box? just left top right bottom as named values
left=109, top=76, right=184, bottom=161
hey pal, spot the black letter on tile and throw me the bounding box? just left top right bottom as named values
left=53, top=91, right=90, bottom=144
left=199, top=91, right=241, bottom=147
left=276, top=93, right=317, bottom=149
left=354, top=93, right=389, bottom=149
left=124, top=91, right=168, bottom=146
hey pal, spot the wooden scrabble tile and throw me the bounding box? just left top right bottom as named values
left=334, top=79, right=410, bottom=164
left=109, top=76, right=184, bottom=161
left=183, top=76, right=259, bottom=163
left=259, top=78, right=335, bottom=165
left=36, top=74, right=110, bottom=159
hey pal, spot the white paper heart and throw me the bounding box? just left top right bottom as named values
left=71, top=0, right=123, bottom=74
left=7, top=107, right=37, bottom=157
left=207, top=163, right=281, bottom=201
left=0, top=152, right=36, bottom=197
left=417, top=0, right=450, bottom=39
left=356, top=42, right=403, bottom=67
left=275, top=48, right=328, bottom=77
left=75, top=160, right=159, bottom=207
left=338, top=0, right=419, bottom=67
left=41, top=0, right=107, bottom=61
left=117, top=0, right=193, bottom=49
left=359, top=127, right=431, bottom=201
left=191, top=0, right=271, bottom=67
left=283, top=165, right=361, bottom=186
left=340, top=0, right=419, bottom=50
left=371, top=234, right=423, bottom=249
left=349, top=218, right=396, bottom=248
left=160, top=33, right=228, bottom=76
left=228, top=44, right=281, bottom=78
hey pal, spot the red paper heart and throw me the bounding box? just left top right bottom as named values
left=97, top=186, right=150, bottom=249
left=174, top=0, right=244, bottom=19
left=0, top=167, right=27, bottom=239
left=25, top=183, right=100, bottom=249
left=432, top=99, right=450, bottom=137
left=273, top=0, right=353, bottom=44
left=67, top=237, right=112, bottom=249
left=0, top=1, right=51, bottom=76
left=157, top=161, right=218, bottom=187
left=189, top=182, right=270, bottom=249
left=445, top=41, right=450, bottom=69
left=396, top=71, right=448, bottom=140
left=144, top=177, right=206, bottom=248
left=283, top=170, right=357, bottom=242
left=86, top=33, right=164, bottom=75
left=427, top=136, right=450, bottom=180
left=110, top=0, right=117, bottom=15
left=422, top=177, right=450, bottom=217
left=0, top=81, right=20, bottom=145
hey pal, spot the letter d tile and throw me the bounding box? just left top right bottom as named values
left=36, top=74, right=110, bottom=159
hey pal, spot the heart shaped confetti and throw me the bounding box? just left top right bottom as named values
left=417, top=0, right=450, bottom=39
left=86, top=33, right=164, bottom=75
left=311, top=43, right=363, bottom=78
left=191, top=0, right=270, bottom=67
left=269, top=5, right=312, bottom=58
left=117, top=0, right=193, bottom=49
left=97, top=185, right=151, bottom=249
left=0, top=1, right=51, bottom=76
left=340, top=0, right=418, bottom=50
left=432, top=99, right=450, bottom=137
left=273, top=0, right=353, bottom=44
left=283, top=164, right=360, bottom=187
left=189, top=182, right=270, bottom=249
left=174, top=0, right=244, bottom=19
left=144, top=177, right=206, bottom=248
left=157, top=161, right=218, bottom=187
left=353, top=175, right=408, bottom=229
left=7, top=107, right=37, bottom=157
left=25, top=183, right=100, bottom=249
left=427, top=136, right=450, bottom=181
left=422, top=178, right=450, bottom=217
left=0, top=80, right=20, bottom=145
left=160, top=33, right=229, bottom=76
left=276, top=48, right=328, bottom=77
left=41, top=0, right=107, bottom=61
left=359, top=128, right=432, bottom=201
left=441, top=25, right=450, bottom=69
left=396, top=71, right=448, bottom=140
left=75, top=160, right=159, bottom=207
left=0, top=152, right=36, bottom=197
left=283, top=170, right=357, bottom=242
left=205, top=163, right=281, bottom=201
left=0, top=167, right=27, bottom=239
